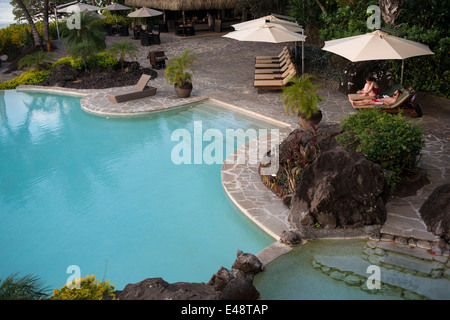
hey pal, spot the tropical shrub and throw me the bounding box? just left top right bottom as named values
left=87, top=52, right=119, bottom=70
left=107, top=40, right=139, bottom=71
left=52, top=56, right=84, bottom=70
left=0, top=69, right=50, bottom=89
left=0, top=273, right=50, bottom=300
left=337, top=109, right=424, bottom=189
left=165, top=49, right=198, bottom=87
left=18, top=51, right=52, bottom=71
left=50, top=275, right=116, bottom=300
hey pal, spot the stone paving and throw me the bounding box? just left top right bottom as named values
left=14, top=31, right=450, bottom=259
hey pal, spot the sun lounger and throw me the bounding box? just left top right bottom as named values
left=254, top=67, right=296, bottom=94
left=254, top=59, right=293, bottom=74
left=254, top=65, right=296, bottom=80
left=255, top=52, right=290, bottom=68
left=255, top=46, right=289, bottom=60
left=107, top=74, right=157, bottom=103
left=348, top=83, right=404, bottom=101
left=351, top=90, right=421, bottom=117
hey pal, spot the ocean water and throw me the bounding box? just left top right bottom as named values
left=0, top=90, right=276, bottom=290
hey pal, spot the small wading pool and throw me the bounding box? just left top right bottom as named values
left=0, top=90, right=280, bottom=290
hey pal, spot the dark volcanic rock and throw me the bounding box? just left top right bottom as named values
left=231, top=250, right=264, bottom=275
left=219, top=276, right=260, bottom=300
left=289, top=146, right=387, bottom=229
left=420, top=183, right=450, bottom=245
left=114, top=278, right=219, bottom=300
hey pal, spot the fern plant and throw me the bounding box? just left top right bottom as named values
left=18, top=51, right=52, bottom=71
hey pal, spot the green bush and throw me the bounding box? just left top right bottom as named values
left=0, top=70, right=50, bottom=89
left=50, top=275, right=116, bottom=300
left=52, top=53, right=119, bottom=71
left=87, top=52, right=119, bottom=69
left=52, top=56, right=84, bottom=70
left=337, top=109, right=424, bottom=189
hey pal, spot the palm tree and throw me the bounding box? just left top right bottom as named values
left=13, top=0, right=42, bottom=47
left=18, top=51, right=52, bottom=72
left=164, top=49, right=198, bottom=88
left=64, top=11, right=106, bottom=71
left=108, top=40, right=139, bottom=71
left=0, top=273, right=50, bottom=300
left=282, top=74, right=324, bottom=128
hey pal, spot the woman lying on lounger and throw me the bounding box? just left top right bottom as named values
left=350, top=90, right=401, bottom=107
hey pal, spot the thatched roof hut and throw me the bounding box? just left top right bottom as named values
left=124, top=0, right=239, bottom=11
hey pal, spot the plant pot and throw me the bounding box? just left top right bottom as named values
left=298, top=110, right=322, bottom=129
left=174, top=83, right=193, bottom=98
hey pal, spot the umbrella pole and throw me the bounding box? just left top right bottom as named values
left=302, top=29, right=304, bottom=75
left=401, top=59, right=404, bottom=85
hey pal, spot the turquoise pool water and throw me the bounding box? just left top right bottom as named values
left=0, top=90, right=276, bottom=290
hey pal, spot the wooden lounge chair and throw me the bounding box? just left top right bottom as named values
left=255, top=52, right=290, bottom=68
left=254, top=64, right=296, bottom=80
left=255, top=46, right=289, bottom=60
left=254, top=59, right=292, bottom=74
left=351, top=89, right=421, bottom=118
left=107, top=74, right=157, bottom=103
left=253, top=67, right=296, bottom=94
left=348, top=83, right=404, bottom=101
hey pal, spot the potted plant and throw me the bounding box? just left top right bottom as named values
left=164, top=49, right=198, bottom=98
left=282, top=74, right=324, bottom=129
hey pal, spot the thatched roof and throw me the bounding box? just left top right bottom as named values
left=124, top=0, right=239, bottom=11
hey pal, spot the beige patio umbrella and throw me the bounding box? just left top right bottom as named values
left=223, top=20, right=306, bottom=74
left=224, top=24, right=306, bottom=43
left=58, top=3, right=102, bottom=13
left=232, top=15, right=302, bottom=33
left=103, top=3, right=132, bottom=11
left=127, top=6, right=163, bottom=18
left=322, top=29, right=434, bottom=84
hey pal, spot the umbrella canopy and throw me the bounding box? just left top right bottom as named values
left=127, top=6, right=163, bottom=18
left=103, top=3, right=132, bottom=11
left=223, top=24, right=306, bottom=43
left=322, top=30, right=434, bottom=62
left=232, top=15, right=302, bottom=33
left=58, top=3, right=102, bottom=13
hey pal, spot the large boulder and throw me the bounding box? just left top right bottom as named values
left=114, top=278, right=219, bottom=300
left=289, top=146, right=387, bottom=229
left=419, top=184, right=450, bottom=245
left=231, top=250, right=264, bottom=275
left=219, top=275, right=260, bottom=300
left=45, top=63, right=79, bottom=86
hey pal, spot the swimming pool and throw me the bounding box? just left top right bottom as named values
left=0, top=90, right=278, bottom=290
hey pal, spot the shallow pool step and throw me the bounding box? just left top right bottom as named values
left=313, top=254, right=450, bottom=300
left=362, top=241, right=449, bottom=278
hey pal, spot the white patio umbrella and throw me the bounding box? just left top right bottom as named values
left=322, top=29, right=434, bottom=84
left=232, top=15, right=302, bottom=33
left=58, top=3, right=102, bottom=13
left=103, top=3, right=131, bottom=11
left=127, top=6, right=163, bottom=18
left=223, top=21, right=306, bottom=74
left=224, top=24, right=306, bottom=43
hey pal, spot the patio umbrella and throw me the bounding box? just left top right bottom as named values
left=232, top=15, right=302, bottom=33
left=127, top=6, right=163, bottom=18
left=103, top=3, right=132, bottom=11
left=223, top=20, right=306, bottom=74
left=224, top=24, right=306, bottom=43
left=58, top=3, right=102, bottom=13
left=322, top=29, right=434, bottom=84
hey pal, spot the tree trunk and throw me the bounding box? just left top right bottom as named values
left=314, top=0, right=327, bottom=14
left=15, top=0, right=43, bottom=47
left=44, top=0, right=49, bottom=41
